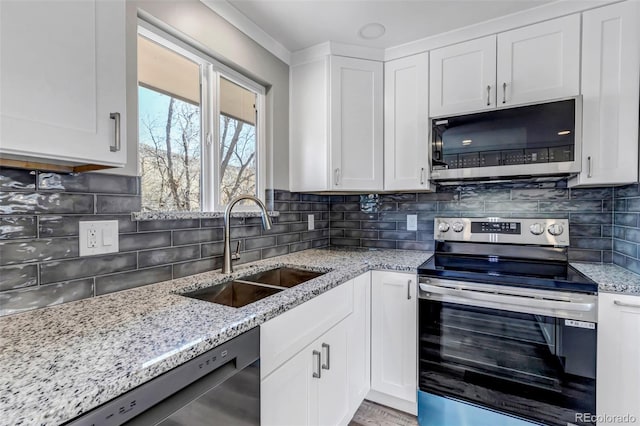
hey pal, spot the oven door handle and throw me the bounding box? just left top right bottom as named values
left=419, top=283, right=595, bottom=313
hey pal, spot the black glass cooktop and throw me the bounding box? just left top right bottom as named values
left=418, top=254, right=597, bottom=294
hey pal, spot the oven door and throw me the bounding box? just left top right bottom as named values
left=418, top=277, right=597, bottom=426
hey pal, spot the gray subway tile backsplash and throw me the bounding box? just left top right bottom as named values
left=0, top=168, right=331, bottom=315
left=0, top=167, right=634, bottom=316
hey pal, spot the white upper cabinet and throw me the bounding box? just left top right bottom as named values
left=496, top=15, right=580, bottom=106
left=429, top=36, right=497, bottom=117
left=0, top=0, right=127, bottom=169
left=384, top=53, right=431, bottom=191
left=430, top=16, right=580, bottom=117
left=330, top=56, right=384, bottom=191
left=570, top=1, right=640, bottom=187
left=290, top=55, right=383, bottom=192
left=597, top=293, right=640, bottom=425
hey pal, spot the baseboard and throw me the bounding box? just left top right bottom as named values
left=365, top=389, right=418, bottom=416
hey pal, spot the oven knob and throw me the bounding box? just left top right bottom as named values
left=529, top=223, right=544, bottom=235
left=452, top=222, right=464, bottom=233
left=547, top=223, right=564, bottom=236
left=438, top=222, right=450, bottom=232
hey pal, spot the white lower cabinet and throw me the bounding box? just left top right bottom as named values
left=369, top=271, right=417, bottom=415
left=262, top=270, right=417, bottom=424
left=261, top=274, right=370, bottom=426
left=262, top=318, right=350, bottom=426
left=597, top=293, right=640, bottom=425
left=347, top=272, right=371, bottom=418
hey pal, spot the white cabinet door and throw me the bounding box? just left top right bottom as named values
left=347, top=273, right=371, bottom=417
left=315, top=319, right=350, bottom=426
left=261, top=345, right=314, bottom=426
left=370, top=271, right=417, bottom=413
left=497, top=15, right=580, bottom=106
left=0, top=0, right=126, bottom=167
left=570, top=1, right=640, bottom=187
left=384, top=53, right=431, bottom=191
left=289, top=57, right=330, bottom=192
left=330, top=56, right=384, bottom=191
left=429, top=35, right=496, bottom=117
left=597, top=293, right=640, bottom=425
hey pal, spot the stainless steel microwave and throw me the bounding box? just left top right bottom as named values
left=430, top=98, right=582, bottom=181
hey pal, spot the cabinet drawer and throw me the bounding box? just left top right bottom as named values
left=261, top=279, right=353, bottom=378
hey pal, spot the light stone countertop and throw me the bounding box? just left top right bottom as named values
left=0, top=248, right=431, bottom=426
left=571, top=262, right=640, bottom=296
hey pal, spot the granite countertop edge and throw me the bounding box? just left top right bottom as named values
left=571, top=262, right=640, bottom=296
left=0, top=248, right=431, bottom=426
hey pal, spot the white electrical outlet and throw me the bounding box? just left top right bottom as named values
left=308, top=214, right=315, bottom=230
left=407, top=214, right=418, bottom=231
left=79, top=220, right=119, bottom=256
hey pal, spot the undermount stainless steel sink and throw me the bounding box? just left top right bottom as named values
left=239, top=267, right=325, bottom=288
left=182, top=267, right=326, bottom=308
left=183, top=281, right=282, bottom=308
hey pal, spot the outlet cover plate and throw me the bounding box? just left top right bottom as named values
left=407, top=214, right=418, bottom=231
left=79, top=220, right=119, bottom=256
left=308, top=214, right=315, bottom=230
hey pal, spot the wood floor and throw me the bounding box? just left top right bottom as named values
left=349, top=400, right=418, bottom=426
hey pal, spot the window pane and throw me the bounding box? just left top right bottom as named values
left=139, top=86, right=201, bottom=211
left=138, top=34, right=202, bottom=212
left=219, top=77, right=257, bottom=206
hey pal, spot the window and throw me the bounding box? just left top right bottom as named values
left=137, top=26, right=265, bottom=212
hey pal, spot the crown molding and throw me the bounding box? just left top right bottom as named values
left=384, top=0, right=621, bottom=61
left=200, top=0, right=292, bottom=65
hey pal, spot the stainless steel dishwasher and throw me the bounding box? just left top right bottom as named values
left=67, top=327, right=260, bottom=426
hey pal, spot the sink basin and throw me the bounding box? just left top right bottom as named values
left=239, top=267, right=325, bottom=288
left=183, top=281, right=282, bottom=308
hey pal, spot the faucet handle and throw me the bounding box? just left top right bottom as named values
left=232, top=241, right=241, bottom=261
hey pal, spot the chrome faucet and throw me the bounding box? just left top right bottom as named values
left=222, top=195, right=272, bottom=274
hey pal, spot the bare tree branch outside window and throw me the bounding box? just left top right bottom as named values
left=139, top=86, right=257, bottom=211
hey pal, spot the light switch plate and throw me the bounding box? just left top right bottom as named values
left=79, top=220, right=119, bottom=256
left=308, top=214, right=315, bottom=230
left=407, top=214, right=418, bottom=231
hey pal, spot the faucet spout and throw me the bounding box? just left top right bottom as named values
left=222, top=195, right=272, bottom=274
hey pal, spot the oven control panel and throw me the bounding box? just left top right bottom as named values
left=471, top=221, right=521, bottom=234
left=434, top=217, right=569, bottom=246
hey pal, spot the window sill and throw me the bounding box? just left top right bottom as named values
left=131, top=210, right=280, bottom=221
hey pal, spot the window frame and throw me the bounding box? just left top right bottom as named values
left=138, top=22, right=266, bottom=212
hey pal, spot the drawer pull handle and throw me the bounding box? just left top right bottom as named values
left=110, top=112, right=121, bottom=152
left=312, top=350, right=321, bottom=378
left=321, top=343, right=330, bottom=370
left=614, top=300, right=640, bottom=309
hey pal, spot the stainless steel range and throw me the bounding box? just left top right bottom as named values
left=417, top=217, right=597, bottom=426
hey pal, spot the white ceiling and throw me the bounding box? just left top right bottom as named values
left=225, top=0, right=554, bottom=52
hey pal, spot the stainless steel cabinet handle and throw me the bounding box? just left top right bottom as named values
left=502, top=82, right=507, bottom=104
left=334, top=168, right=341, bottom=186
left=486, top=85, right=491, bottom=106
left=587, top=156, right=592, bottom=178
left=312, top=350, right=321, bottom=378
left=321, top=343, right=330, bottom=370
left=614, top=300, right=640, bottom=309
left=407, top=279, right=412, bottom=300
left=420, top=168, right=425, bottom=185
left=110, top=112, right=121, bottom=152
